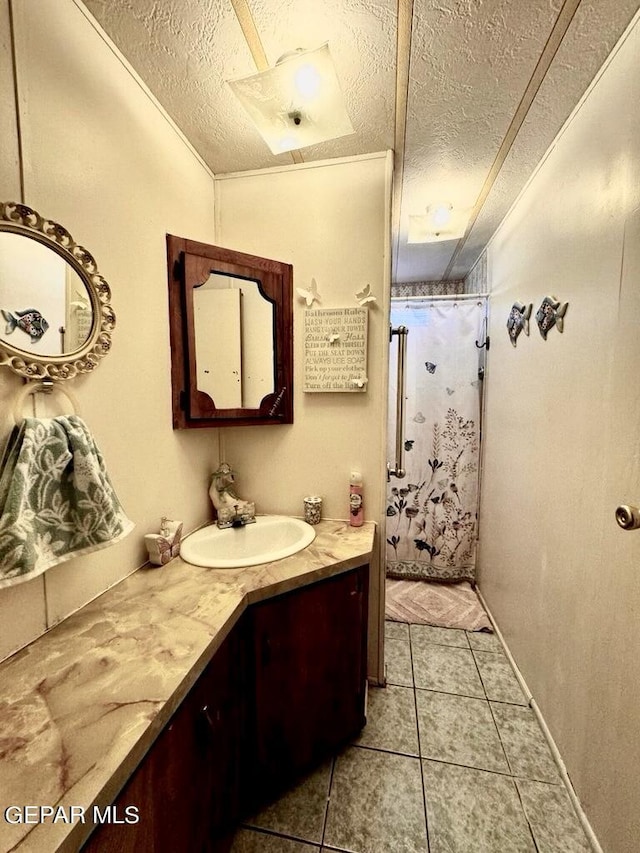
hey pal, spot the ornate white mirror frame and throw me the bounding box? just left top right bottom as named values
left=0, top=201, right=115, bottom=380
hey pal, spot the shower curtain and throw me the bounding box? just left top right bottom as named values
left=386, top=298, right=485, bottom=584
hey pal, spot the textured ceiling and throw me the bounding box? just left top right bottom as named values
left=83, top=0, right=639, bottom=282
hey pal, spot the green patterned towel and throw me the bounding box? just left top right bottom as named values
left=0, top=415, right=134, bottom=588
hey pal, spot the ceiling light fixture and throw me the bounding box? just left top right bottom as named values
left=228, top=43, right=354, bottom=155
left=429, top=203, right=453, bottom=230
left=407, top=203, right=466, bottom=244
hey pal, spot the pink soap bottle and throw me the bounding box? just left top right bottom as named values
left=349, top=471, right=364, bottom=527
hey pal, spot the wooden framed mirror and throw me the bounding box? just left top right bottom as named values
left=167, top=236, right=293, bottom=428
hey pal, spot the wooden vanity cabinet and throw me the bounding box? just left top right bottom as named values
left=83, top=565, right=368, bottom=852
left=247, top=565, right=369, bottom=803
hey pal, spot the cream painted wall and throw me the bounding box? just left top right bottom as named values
left=214, top=154, right=393, bottom=681
left=0, top=0, right=220, bottom=661
left=478, top=14, right=640, bottom=853
left=0, top=2, right=19, bottom=200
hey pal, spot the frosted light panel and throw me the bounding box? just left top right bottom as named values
left=407, top=207, right=469, bottom=244
left=229, top=44, right=354, bottom=154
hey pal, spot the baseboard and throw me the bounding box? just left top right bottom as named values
left=475, top=587, right=604, bottom=853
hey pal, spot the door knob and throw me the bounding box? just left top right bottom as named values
left=615, top=505, right=640, bottom=530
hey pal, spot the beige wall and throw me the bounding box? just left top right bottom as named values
left=478, top=14, right=640, bottom=853
left=0, top=2, right=19, bottom=199
left=214, top=154, right=393, bottom=681
left=0, top=0, right=221, bottom=661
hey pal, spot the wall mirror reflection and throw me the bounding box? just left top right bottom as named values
left=0, top=232, right=93, bottom=356
left=0, top=202, right=115, bottom=380
left=193, top=271, right=274, bottom=409
left=167, top=236, right=293, bottom=428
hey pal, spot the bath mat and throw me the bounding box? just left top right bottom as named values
left=385, top=578, right=492, bottom=632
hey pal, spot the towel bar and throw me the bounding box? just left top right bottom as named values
left=387, top=325, right=408, bottom=480
left=13, top=380, right=81, bottom=424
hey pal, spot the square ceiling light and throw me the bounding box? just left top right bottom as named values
left=228, top=44, right=354, bottom=155
left=407, top=204, right=469, bottom=244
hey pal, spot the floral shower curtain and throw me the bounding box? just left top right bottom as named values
left=386, top=298, right=486, bottom=583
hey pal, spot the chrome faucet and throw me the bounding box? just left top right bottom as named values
left=224, top=503, right=256, bottom=529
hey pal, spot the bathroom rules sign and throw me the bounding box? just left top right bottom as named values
left=303, top=308, right=368, bottom=392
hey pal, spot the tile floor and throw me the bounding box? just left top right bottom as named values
left=230, top=622, right=593, bottom=853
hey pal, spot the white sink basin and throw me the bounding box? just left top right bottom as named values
left=180, top=515, right=316, bottom=569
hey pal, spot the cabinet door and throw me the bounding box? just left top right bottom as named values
left=83, top=626, right=246, bottom=853
left=192, top=624, right=247, bottom=838
left=80, top=747, right=157, bottom=853
left=81, top=697, right=207, bottom=853
left=250, top=566, right=368, bottom=799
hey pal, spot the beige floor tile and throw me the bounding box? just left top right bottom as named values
left=473, top=650, right=527, bottom=704
left=412, top=642, right=484, bottom=697
left=466, top=631, right=503, bottom=654
left=385, top=620, right=409, bottom=640
left=417, top=690, right=508, bottom=773
left=243, top=759, right=331, bottom=843
left=385, top=635, right=413, bottom=686
left=492, top=702, right=560, bottom=782
left=516, top=779, right=592, bottom=852
left=324, top=746, right=428, bottom=853
left=357, top=684, right=419, bottom=755
left=411, top=623, right=470, bottom=648
left=423, top=760, right=536, bottom=852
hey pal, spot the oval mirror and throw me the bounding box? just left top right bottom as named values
left=0, top=202, right=115, bottom=380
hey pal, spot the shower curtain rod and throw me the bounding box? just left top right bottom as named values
left=392, top=292, right=489, bottom=301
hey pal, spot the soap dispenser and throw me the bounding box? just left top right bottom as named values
left=144, top=517, right=183, bottom=566
left=349, top=472, right=364, bottom=527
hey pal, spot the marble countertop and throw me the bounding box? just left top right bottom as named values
left=0, top=520, right=375, bottom=853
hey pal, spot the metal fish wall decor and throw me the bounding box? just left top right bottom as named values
left=506, top=302, right=532, bottom=347
left=2, top=308, right=49, bottom=343
left=535, top=296, right=569, bottom=339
